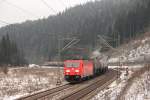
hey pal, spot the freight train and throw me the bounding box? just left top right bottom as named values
left=64, top=54, right=108, bottom=82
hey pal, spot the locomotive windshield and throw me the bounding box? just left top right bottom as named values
left=65, top=62, right=80, bottom=68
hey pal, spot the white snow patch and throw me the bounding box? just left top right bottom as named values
left=1, top=95, right=23, bottom=100
left=0, top=67, right=65, bottom=99
left=108, top=36, right=150, bottom=64
left=29, top=64, right=40, bottom=68
left=125, top=72, right=150, bottom=100
left=108, top=58, right=119, bottom=63
left=91, top=68, right=133, bottom=100
left=92, top=64, right=150, bottom=100
left=108, top=80, right=117, bottom=88
left=108, top=65, right=143, bottom=70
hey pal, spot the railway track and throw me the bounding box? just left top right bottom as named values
left=16, top=84, right=72, bottom=100
left=59, top=69, right=118, bottom=100
left=17, top=69, right=119, bottom=100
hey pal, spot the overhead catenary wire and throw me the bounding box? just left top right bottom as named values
left=40, top=0, right=57, bottom=13
left=3, top=0, right=39, bottom=18
left=0, top=19, right=10, bottom=25
left=58, top=0, right=67, bottom=8
left=60, top=38, right=80, bottom=52
left=98, top=35, right=117, bottom=51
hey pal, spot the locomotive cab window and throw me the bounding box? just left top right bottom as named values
left=65, top=62, right=80, bottom=68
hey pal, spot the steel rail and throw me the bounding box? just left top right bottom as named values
left=17, top=69, right=118, bottom=100
left=81, top=75, right=119, bottom=100
left=59, top=70, right=118, bottom=100
left=17, top=84, right=71, bottom=100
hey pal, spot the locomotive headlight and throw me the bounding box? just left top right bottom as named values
left=75, top=70, right=79, bottom=72
left=66, top=70, right=70, bottom=72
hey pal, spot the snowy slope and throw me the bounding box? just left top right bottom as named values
left=91, top=68, right=133, bottom=100
left=109, top=36, right=150, bottom=63
left=125, top=72, right=150, bottom=100
left=91, top=67, right=150, bottom=100
left=92, top=33, right=150, bottom=100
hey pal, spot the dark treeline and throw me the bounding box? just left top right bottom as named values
left=0, top=34, right=27, bottom=66
left=0, top=0, right=150, bottom=63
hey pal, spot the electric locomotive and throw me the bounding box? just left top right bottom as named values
left=63, top=47, right=108, bottom=82
left=64, top=57, right=108, bottom=82
left=64, top=60, right=93, bottom=82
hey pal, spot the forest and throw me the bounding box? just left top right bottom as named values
left=0, top=35, right=27, bottom=66
left=0, top=0, right=150, bottom=64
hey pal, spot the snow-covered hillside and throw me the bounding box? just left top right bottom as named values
left=109, top=34, right=150, bottom=63
left=92, top=65, right=150, bottom=100
left=125, top=71, right=150, bottom=99
left=92, top=33, right=150, bottom=100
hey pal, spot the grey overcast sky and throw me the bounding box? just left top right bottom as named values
left=0, top=0, right=95, bottom=27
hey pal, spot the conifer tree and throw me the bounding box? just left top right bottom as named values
left=0, top=34, right=27, bottom=66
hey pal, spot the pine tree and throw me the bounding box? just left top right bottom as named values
left=0, top=34, right=27, bottom=66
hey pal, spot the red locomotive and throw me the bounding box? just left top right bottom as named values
left=64, top=57, right=108, bottom=82
left=63, top=47, right=108, bottom=82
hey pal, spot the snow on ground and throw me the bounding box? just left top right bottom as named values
left=92, top=34, right=150, bottom=100
left=108, top=58, right=119, bottom=63
left=0, top=67, right=65, bottom=99
left=91, top=66, right=133, bottom=100
left=109, top=37, right=150, bottom=63
left=108, top=65, right=144, bottom=70
left=91, top=73, right=127, bottom=100
left=91, top=64, right=149, bottom=100
left=124, top=71, right=150, bottom=100
left=92, top=64, right=150, bottom=100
